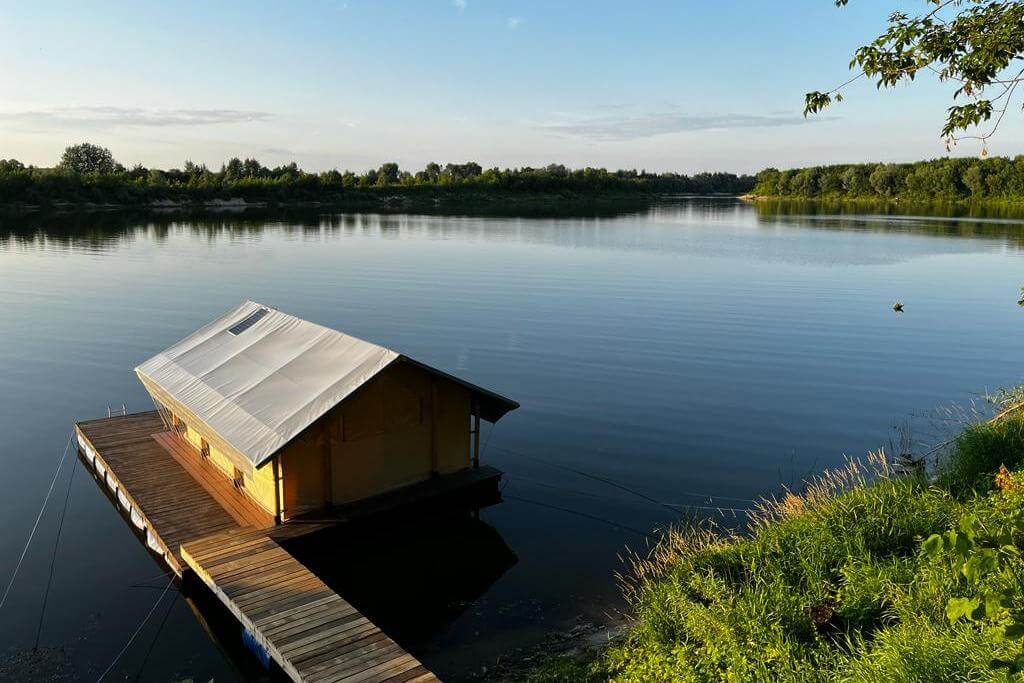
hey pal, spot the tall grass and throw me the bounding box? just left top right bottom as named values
left=531, top=411, right=1024, bottom=682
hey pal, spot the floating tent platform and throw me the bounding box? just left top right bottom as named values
left=75, top=302, right=518, bottom=683
left=76, top=411, right=500, bottom=682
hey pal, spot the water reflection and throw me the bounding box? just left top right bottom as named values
left=285, top=514, right=517, bottom=646
left=3, top=197, right=1024, bottom=681
left=753, top=198, right=1024, bottom=243
left=5, top=198, right=1024, bottom=256
left=0, top=200, right=655, bottom=250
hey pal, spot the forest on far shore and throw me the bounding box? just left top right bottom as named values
left=0, top=143, right=756, bottom=207
left=754, top=155, right=1024, bottom=202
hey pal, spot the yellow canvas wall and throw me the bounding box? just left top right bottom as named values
left=435, top=379, right=471, bottom=474
left=171, top=411, right=278, bottom=516
left=279, top=422, right=328, bottom=518
left=293, top=361, right=473, bottom=507
left=156, top=360, right=475, bottom=519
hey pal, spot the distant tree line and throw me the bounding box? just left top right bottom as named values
left=754, top=156, right=1024, bottom=201
left=0, top=143, right=755, bottom=207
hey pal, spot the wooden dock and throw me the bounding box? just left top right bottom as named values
left=74, top=411, right=492, bottom=682
left=182, top=528, right=437, bottom=683
left=75, top=411, right=274, bottom=574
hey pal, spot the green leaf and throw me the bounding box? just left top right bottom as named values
left=923, top=534, right=944, bottom=556
left=985, top=594, right=1007, bottom=619
left=962, top=551, right=998, bottom=583
left=959, top=513, right=979, bottom=539
left=947, top=597, right=981, bottom=623
left=952, top=532, right=972, bottom=559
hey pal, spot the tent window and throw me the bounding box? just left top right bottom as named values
left=228, top=307, right=269, bottom=335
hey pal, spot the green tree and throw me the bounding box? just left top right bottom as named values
left=805, top=1, right=1024, bottom=148
left=841, top=165, right=870, bottom=194
left=59, top=143, right=119, bottom=174
left=963, top=164, right=986, bottom=196
left=869, top=163, right=901, bottom=196
left=0, top=159, right=25, bottom=174
left=242, top=158, right=267, bottom=178
left=818, top=168, right=844, bottom=194
left=376, top=162, right=400, bottom=186
left=222, top=157, right=244, bottom=181
left=790, top=167, right=821, bottom=196
left=754, top=168, right=782, bottom=195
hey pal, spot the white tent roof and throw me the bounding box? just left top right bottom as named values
left=136, top=300, right=517, bottom=469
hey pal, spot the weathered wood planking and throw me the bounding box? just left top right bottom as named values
left=182, top=530, right=439, bottom=683
left=75, top=411, right=274, bottom=575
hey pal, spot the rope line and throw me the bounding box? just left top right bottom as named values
left=504, top=492, right=648, bottom=537
left=96, top=574, right=176, bottom=683
left=134, top=589, right=179, bottom=682
left=480, top=420, right=498, bottom=459
left=128, top=568, right=175, bottom=588
left=0, top=433, right=73, bottom=611
left=510, top=472, right=747, bottom=514
left=491, top=444, right=754, bottom=515
left=34, top=452, right=79, bottom=648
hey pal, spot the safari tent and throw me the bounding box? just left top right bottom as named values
left=135, top=300, right=518, bottom=522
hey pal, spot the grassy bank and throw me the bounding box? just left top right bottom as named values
left=532, top=394, right=1024, bottom=682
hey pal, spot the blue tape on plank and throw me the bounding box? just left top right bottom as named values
left=242, top=627, right=271, bottom=669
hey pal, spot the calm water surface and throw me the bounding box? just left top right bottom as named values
left=1, top=199, right=1023, bottom=680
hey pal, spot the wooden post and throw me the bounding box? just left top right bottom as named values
left=322, top=418, right=337, bottom=509
left=272, top=456, right=283, bottom=525
left=472, top=399, right=481, bottom=469
left=430, top=378, right=439, bottom=476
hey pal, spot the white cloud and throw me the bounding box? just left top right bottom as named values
left=0, top=106, right=272, bottom=130
left=453, top=0, right=467, bottom=10
left=507, top=16, right=523, bottom=29
left=540, top=107, right=824, bottom=141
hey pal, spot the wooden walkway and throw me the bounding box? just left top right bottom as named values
left=75, top=411, right=274, bottom=574
left=76, top=411, right=443, bottom=682
left=182, top=529, right=438, bottom=683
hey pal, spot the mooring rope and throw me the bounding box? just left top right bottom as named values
left=134, top=589, right=179, bottom=682
left=490, top=444, right=755, bottom=516
left=0, top=433, right=73, bottom=611
left=95, top=574, right=176, bottom=683
left=503, top=490, right=649, bottom=537
left=34, top=452, right=79, bottom=648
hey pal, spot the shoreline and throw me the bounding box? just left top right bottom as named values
left=0, top=192, right=676, bottom=215
left=527, top=394, right=1024, bottom=681
left=741, top=193, right=1024, bottom=206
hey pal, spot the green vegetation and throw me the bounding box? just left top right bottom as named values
left=752, top=156, right=1024, bottom=202
left=530, top=393, right=1024, bottom=682
left=0, top=143, right=754, bottom=209
left=806, top=1, right=1024, bottom=147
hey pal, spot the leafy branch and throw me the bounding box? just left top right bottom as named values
left=805, top=1, right=1024, bottom=149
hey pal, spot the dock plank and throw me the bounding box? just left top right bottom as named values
left=75, top=412, right=275, bottom=574
left=182, top=530, right=439, bottom=683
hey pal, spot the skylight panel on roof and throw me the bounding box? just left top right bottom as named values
left=228, top=307, right=269, bottom=335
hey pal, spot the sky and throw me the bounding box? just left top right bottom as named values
left=2, top=0, right=1022, bottom=174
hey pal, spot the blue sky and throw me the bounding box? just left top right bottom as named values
left=2, top=1, right=1021, bottom=173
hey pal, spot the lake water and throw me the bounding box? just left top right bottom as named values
left=1, top=198, right=1023, bottom=681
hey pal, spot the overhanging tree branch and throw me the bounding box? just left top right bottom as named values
left=805, top=0, right=1024, bottom=146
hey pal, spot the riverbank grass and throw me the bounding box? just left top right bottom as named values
left=531, top=406, right=1024, bottom=682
